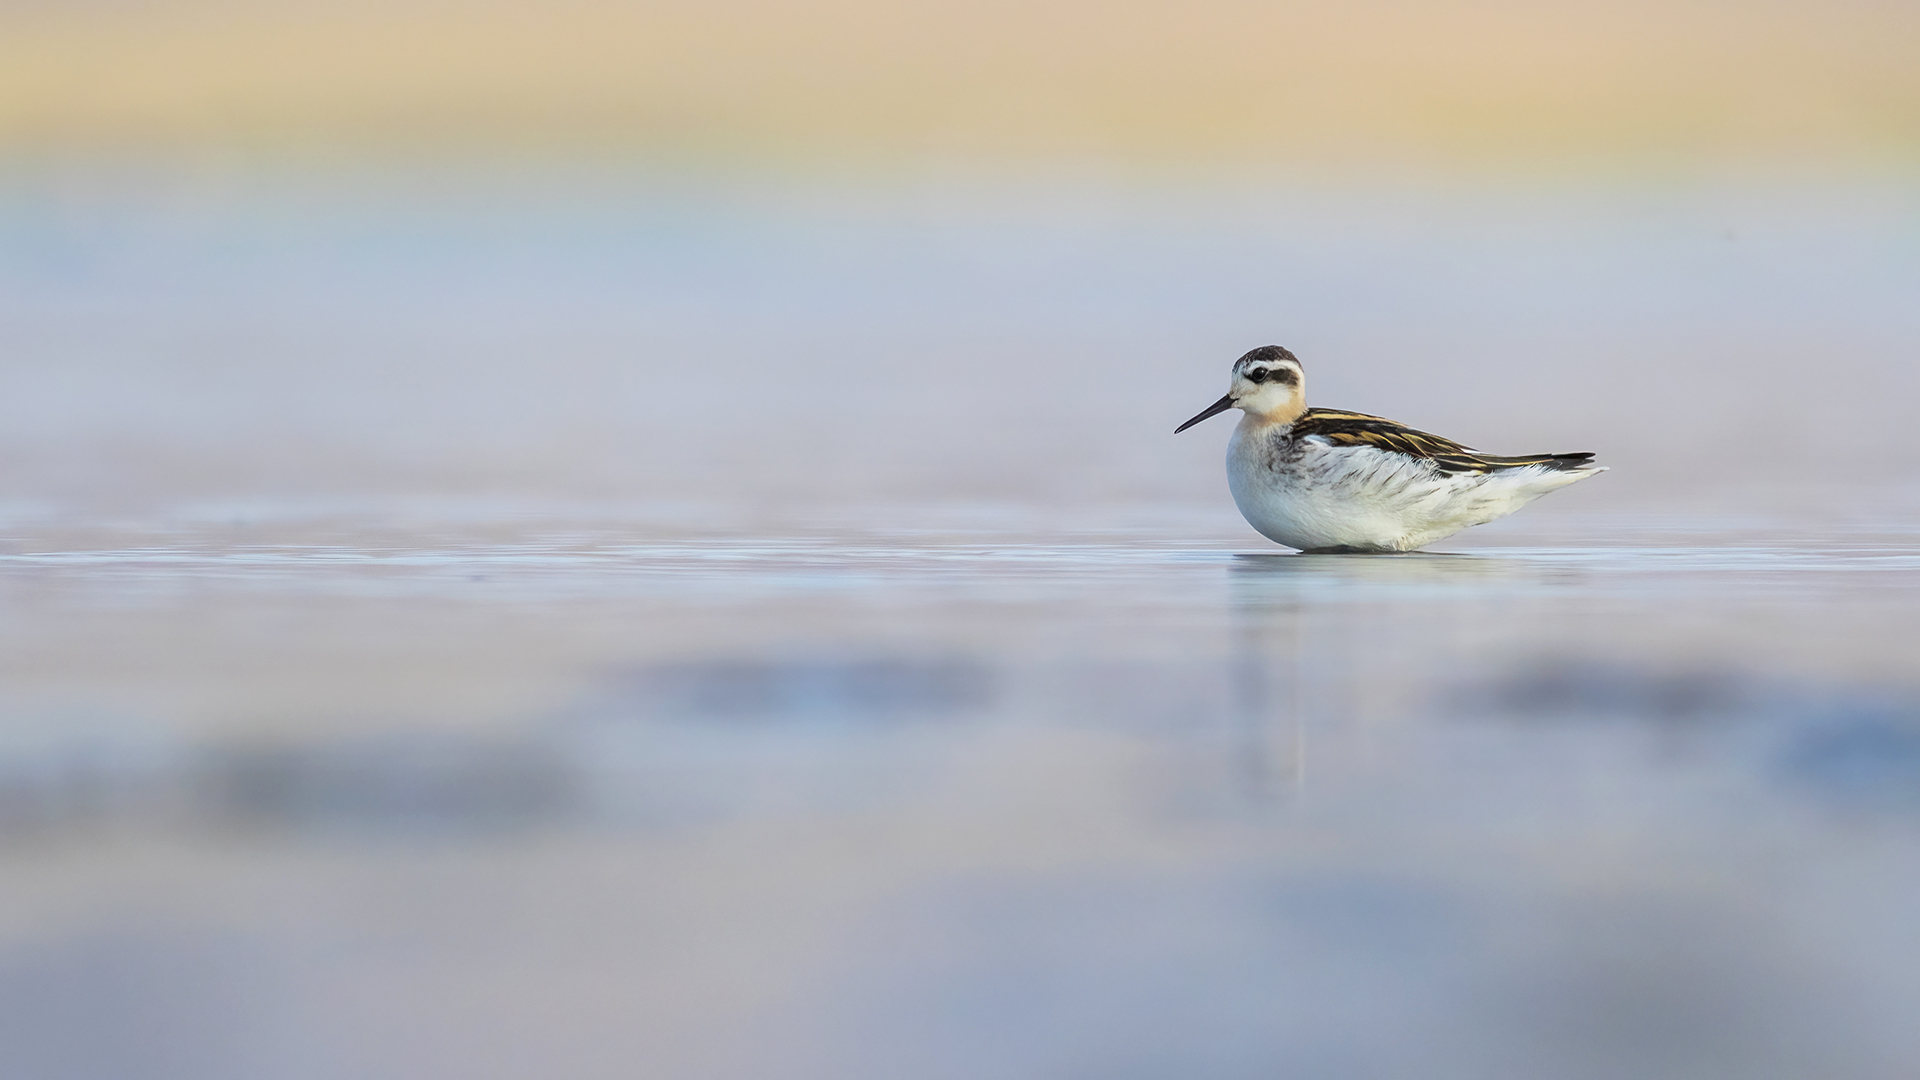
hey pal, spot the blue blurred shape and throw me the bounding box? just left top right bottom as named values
left=196, top=733, right=574, bottom=837
left=604, top=656, right=993, bottom=725
left=1781, top=709, right=1920, bottom=812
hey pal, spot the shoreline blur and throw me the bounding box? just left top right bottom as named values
left=4, top=0, right=1918, bottom=174
left=6, top=166, right=1918, bottom=516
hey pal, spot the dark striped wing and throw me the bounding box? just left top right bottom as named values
left=1296, top=409, right=1596, bottom=476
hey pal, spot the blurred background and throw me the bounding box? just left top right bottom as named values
left=4, top=1, right=1920, bottom=1077
left=5, top=0, right=1919, bottom=512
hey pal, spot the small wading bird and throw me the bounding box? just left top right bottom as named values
left=1176, top=345, right=1604, bottom=553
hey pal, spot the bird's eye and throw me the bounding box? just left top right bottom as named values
left=1245, top=368, right=1268, bottom=383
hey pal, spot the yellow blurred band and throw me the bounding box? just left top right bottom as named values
left=2, top=0, right=1916, bottom=170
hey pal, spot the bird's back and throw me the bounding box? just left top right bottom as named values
left=1293, top=408, right=1597, bottom=475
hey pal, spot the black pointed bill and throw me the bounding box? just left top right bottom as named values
left=1174, top=393, right=1237, bottom=433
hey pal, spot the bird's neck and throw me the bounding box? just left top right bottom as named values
left=1240, top=398, right=1308, bottom=431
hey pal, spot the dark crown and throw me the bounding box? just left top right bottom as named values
left=1233, top=345, right=1302, bottom=371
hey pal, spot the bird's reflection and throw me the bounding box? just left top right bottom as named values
left=1230, top=548, right=1519, bottom=582
left=1224, top=550, right=1529, bottom=808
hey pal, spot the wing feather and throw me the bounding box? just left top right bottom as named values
left=1296, top=409, right=1595, bottom=475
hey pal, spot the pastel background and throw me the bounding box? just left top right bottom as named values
left=4, top=2, right=1920, bottom=1078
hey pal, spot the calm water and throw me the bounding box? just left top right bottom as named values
left=3, top=172, right=1920, bottom=1078
left=1, top=505, right=1919, bottom=1079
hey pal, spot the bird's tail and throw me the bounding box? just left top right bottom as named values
left=1478, top=452, right=1600, bottom=473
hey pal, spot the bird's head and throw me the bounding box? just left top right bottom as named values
left=1175, top=345, right=1307, bottom=433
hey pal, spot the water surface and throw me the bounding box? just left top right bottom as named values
left=1, top=502, right=1918, bottom=1079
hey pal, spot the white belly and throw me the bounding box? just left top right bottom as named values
left=1225, top=422, right=1597, bottom=552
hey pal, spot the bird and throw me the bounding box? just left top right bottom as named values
left=1175, top=345, right=1605, bottom=552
